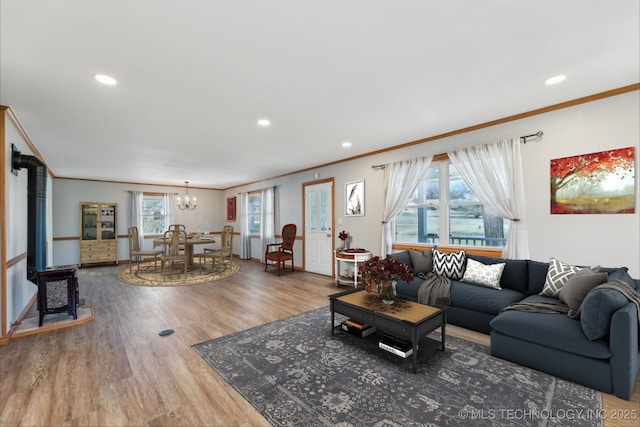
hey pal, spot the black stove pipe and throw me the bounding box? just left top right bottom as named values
left=11, top=144, right=48, bottom=283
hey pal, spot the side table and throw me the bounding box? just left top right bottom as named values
left=334, top=249, right=372, bottom=287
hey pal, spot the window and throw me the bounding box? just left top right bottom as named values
left=247, top=192, right=261, bottom=234
left=142, top=194, right=166, bottom=234
left=308, top=189, right=328, bottom=232
left=394, top=160, right=508, bottom=247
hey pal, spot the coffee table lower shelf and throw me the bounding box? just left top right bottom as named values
left=332, top=324, right=444, bottom=369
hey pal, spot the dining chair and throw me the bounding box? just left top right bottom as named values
left=127, top=226, right=163, bottom=273
left=199, top=226, right=233, bottom=273
left=160, top=228, right=188, bottom=280
left=168, top=224, right=186, bottom=253
left=264, top=224, right=296, bottom=276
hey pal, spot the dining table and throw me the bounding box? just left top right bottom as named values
left=153, top=235, right=217, bottom=268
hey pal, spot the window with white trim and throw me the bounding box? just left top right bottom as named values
left=394, top=160, right=509, bottom=247
left=142, top=194, right=166, bottom=235
left=247, top=192, right=262, bottom=234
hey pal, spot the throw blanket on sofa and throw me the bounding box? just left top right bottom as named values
left=591, top=280, right=640, bottom=328
left=501, top=301, right=570, bottom=315
left=417, top=272, right=451, bottom=306
left=502, top=280, right=640, bottom=328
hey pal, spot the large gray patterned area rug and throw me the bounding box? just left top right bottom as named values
left=192, top=308, right=602, bottom=427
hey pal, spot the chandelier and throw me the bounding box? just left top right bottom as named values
left=177, top=181, right=197, bottom=210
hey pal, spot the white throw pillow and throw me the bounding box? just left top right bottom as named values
left=462, top=258, right=505, bottom=290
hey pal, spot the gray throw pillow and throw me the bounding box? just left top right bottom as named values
left=409, top=250, right=433, bottom=275
left=558, top=268, right=608, bottom=318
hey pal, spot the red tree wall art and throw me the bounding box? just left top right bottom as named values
left=550, top=146, right=635, bottom=214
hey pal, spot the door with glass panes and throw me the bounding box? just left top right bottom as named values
left=304, top=181, right=333, bottom=275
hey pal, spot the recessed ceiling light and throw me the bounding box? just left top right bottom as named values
left=545, top=75, right=567, bottom=85
left=94, top=74, right=117, bottom=85
left=342, top=141, right=352, bottom=148
left=257, top=119, right=271, bottom=126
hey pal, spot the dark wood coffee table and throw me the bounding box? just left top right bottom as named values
left=329, top=288, right=448, bottom=373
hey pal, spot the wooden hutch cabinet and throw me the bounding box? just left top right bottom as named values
left=79, top=202, right=118, bottom=267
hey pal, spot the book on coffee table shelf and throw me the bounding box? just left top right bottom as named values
left=341, top=319, right=376, bottom=338
left=379, top=333, right=414, bottom=358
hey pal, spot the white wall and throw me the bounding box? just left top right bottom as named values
left=52, top=180, right=224, bottom=266
left=226, top=91, right=640, bottom=277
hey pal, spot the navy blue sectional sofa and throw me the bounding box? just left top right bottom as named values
left=391, top=250, right=640, bottom=400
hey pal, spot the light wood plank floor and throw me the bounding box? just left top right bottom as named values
left=1, top=260, right=638, bottom=426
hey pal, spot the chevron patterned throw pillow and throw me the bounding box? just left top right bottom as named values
left=432, top=248, right=466, bottom=280
left=540, top=258, right=588, bottom=298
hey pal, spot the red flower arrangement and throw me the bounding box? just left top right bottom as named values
left=338, top=230, right=349, bottom=241
left=358, top=256, right=414, bottom=295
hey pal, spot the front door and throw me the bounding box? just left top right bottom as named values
left=304, top=180, right=334, bottom=276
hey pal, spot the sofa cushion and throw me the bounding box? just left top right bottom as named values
left=490, top=295, right=612, bottom=359
left=450, top=280, right=525, bottom=315
left=541, top=258, right=587, bottom=297
left=558, top=268, right=608, bottom=318
left=388, top=250, right=412, bottom=268
left=409, top=249, right=433, bottom=275
left=527, top=260, right=550, bottom=295
left=469, top=255, right=529, bottom=293
left=432, top=248, right=466, bottom=280
left=395, top=277, right=423, bottom=302
left=581, top=288, right=629, bottom=341
left=462, top=258, right=505, bottom=289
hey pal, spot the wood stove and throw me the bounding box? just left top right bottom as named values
left=35, top=266, right=79, bottom=326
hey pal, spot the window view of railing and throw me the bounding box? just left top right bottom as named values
left=142, top=195, right=166, bottom=234
left=394, top=161, right=508, bottom=247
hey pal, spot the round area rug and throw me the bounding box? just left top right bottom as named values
left=118, top=258, right=239, bottom=286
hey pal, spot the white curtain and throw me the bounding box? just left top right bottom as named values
left=164, top=193, right=175, bottom=232
left=260, top=186, right=276, bottom=263
left=239, top=193, right=251, bottom=259
left=130, top=191, right=144, bottom=248
left=447, top=138, right=529, bottom=259
left=381, top=156, right=433, bottom=258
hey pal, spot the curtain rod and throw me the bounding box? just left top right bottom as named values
left=371, top=131, right=544, bottom=170
left=125, top=190, right=178, bottom=195
left=237, top=184, right=279, bottom=194
left=520, top=131, right=543, bottom=143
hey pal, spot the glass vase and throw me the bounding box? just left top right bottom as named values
left=379, top=281, right=397, bottom=304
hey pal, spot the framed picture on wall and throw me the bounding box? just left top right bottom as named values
left=345, top=179, right=365, bottom=216
left=226, top=196, right=236, bottom=221
left=550, top=146, right=635, bottom=214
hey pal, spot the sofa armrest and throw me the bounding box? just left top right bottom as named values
left=610, top=302, right=640, bottom=400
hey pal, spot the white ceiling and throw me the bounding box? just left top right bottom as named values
left=2, top=1, right=638, bottom=189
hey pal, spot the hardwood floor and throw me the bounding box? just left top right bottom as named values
left=1, top=259, right=638, bottom=426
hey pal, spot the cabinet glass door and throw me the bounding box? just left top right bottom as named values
left=100, top=205, right=116, bottom=240
left=82, top=204, right=98, bottom=240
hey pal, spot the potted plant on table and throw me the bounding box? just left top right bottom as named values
left=358, top=256, right=414, bottom=304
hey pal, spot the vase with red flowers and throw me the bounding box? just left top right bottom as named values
left=358, top=255, right=414, bottom=304
left=338, top=230, right=349, bottom=250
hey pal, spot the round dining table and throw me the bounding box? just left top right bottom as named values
left=153, top=235, right=217, bottom=268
